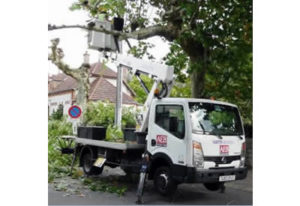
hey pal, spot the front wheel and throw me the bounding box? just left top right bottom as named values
left=81, top=152, right=103, bottom=176
left=154, top=166, right=177, bottom=196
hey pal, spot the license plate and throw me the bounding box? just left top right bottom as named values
left=94, top=157, right=106, bottom=168
left=219, top=175, right=236, bottom=182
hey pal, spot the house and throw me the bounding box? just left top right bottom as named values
left=48, top=62, right=138, bottom=116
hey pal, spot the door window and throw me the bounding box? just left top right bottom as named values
left=155, top=105, right=185, bottom=139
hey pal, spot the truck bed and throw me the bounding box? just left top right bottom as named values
left=75, top=137, right=145, bottom=150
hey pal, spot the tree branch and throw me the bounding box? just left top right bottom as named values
left=48, top=23, right=172, bottom=41
left=48, top=38, right=80, bottom=80
left=125, top=39, right=132, bottom=49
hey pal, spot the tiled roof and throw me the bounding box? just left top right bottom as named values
left=89, top=77, right=137, bottom=105
left=48, top=74, right=77, bottom=94
left=48, top=73, right=66, bottom=81
left=49, top=62, right=118, bottom=94
left=48, top=63, right=137, bottom=105
left=90, top=62, right=117, bottom=78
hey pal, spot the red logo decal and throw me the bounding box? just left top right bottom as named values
left=220, top=145, right=229, bottom=155
left=156, top=135, right=167, bottom=147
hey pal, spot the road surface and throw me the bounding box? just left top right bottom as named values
left=49, top=167, right=252, bottom=205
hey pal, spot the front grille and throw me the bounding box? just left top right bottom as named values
left=204, top=155, right=240, bottom=164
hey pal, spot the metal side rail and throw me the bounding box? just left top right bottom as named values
left=75, top=137, right=145, bottom=150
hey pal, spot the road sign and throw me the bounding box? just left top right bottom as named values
left=68, top=105, right=81, bottom=119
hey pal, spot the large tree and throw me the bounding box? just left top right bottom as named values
left=48, top=38, right=90, bottom=122
left=49, top=0, right=252, bottom=122
left=49, top=0, right=252, bottom=96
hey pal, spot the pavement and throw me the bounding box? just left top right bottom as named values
left=226, top=167, right=252, bottom=192
left=48, top=167, right=252, bottom=205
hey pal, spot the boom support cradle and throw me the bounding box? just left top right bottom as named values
left=115, top=54, right=174, bottom=132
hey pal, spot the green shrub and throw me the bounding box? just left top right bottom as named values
left=48, top=117, right=128, bottom=195
left=48, top=118, right=73, bottom=182
left=121, top=106, right=137, bottom=128
left=50, top=104, right=64, bottom=120
left=105, top=125, right=124, bottom=142
left=83, top=101, right=137, bottom=128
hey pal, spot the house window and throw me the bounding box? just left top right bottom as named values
left=155, top=105, right=185, bottom=139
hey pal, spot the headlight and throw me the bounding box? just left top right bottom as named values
left=240, top=142, right=246, bottom=167
left=193, top=141, right=204, bottom=169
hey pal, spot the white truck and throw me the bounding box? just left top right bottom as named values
left=68, top=54, right=248, bottom=198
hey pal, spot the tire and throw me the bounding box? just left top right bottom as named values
left=154, top=166, right=177, bottom=196
left=204, top=182, right=223, bottom=191
left=81, top=152, right=103, bottom=176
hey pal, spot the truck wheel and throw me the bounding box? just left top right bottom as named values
left=154, top=166, right=177, bottom=196
left=204, top=182, right=222, bottom=191
left=82, top=152, right=103, bottom=176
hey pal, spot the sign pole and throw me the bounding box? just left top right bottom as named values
left=115, top=64, right=123, bottom=128
left=68, top=105, right=82, bottom=135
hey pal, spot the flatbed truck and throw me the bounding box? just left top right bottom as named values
left=67, top=55, right=247, bottom=197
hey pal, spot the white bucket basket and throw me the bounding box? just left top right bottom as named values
left=87, top=20, right=122, bottom=52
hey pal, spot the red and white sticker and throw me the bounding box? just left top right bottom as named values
left=220, top=145, right=229, bottom=155
left=156, top=135, right=167, bottom=147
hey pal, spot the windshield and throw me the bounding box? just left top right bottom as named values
left=189, top=102, right=243, bottom=136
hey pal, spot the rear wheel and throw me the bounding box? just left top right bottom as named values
left=154, top=166, right=177, bottom=196
left=81, top=152, right=103, bottom=176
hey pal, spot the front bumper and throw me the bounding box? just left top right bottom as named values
left=185, top=167, right=248, bottom=183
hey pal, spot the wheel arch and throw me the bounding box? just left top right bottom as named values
left=79, top=145, right=97, bottom=166
left=148, top=153, right=173, bottom=180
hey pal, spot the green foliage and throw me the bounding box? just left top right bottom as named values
left=121, top=106, right=137, bottom=128
left=81, top=177, right=127, bottom=196
left=84, top=101, right=115, bottom=127
left=48, top=119, right=128, bottom=195
left=48, top=119, right=73, bottom=182
left=83, top=101, right=137, bottom=128
left=209, top=111, right=234, bottom=126
left=69, top=0, right=252, bottom=124
left=128, top=74, right=191, bottom=103
left=128, top=75, right=154, bottom=104
left=163, top=38, right=252, bottom=124
left=204, top=53, right=252, bottom=124
left=105, top=124, right=124, bottom=142
left=128, top=41, right=155, bottom=60
left=170, top=80, right=192, bottom=98
left=70, top=0, right=126, bottom=17
left=164, top=42, right=189, bottom=83
left=83, top=101, right=138, bottom=142
left=50, top=104, right=64, bottom=120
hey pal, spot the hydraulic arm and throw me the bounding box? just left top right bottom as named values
left=115, top=54, right=174, bottom=132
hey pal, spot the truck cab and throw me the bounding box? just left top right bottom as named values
left=146, top=98, right=247, bottom=194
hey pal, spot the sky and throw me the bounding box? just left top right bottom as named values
left=48, top=0, right=170, bottom=74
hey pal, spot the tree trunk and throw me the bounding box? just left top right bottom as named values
left=189, top=49, right=208, bottom=98
left=48, top=39, right=91, bottom=125
left=191, top=65, right=206, bottom=98
left=179, top=37, right=208, bottom=99
left=76, top=67, right=90, bottom=124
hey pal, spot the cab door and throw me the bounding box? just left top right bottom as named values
left=147, top=104, right=187, bottom=166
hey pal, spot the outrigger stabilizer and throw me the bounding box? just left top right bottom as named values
left=136, top=153, right=149, bottom=204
